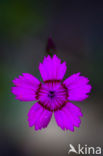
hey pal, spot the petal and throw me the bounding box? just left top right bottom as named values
left=28, top=103, right=52, bottom=130
left=39, top=55, right=67, bottom=81
left=54, top=102, right=83, bottom=131
left=63, top=73, right=92, bottom=101
left=11, top=73, right=40, bottom=101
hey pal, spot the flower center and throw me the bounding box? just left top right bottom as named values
left=48, top=91, right=55, bottom=98
left=36, top=80, right=68, bottom=112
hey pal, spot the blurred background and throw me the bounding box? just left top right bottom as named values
left=0, top=1, right=103, bottom=156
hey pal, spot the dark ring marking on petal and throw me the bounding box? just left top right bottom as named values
left=38, top=101, right=68, bottom=112
left=35, top=83, right=42, bottom=99
left=61, top=83, right=69, bottom=98
left=44, top=80, right=61, bottom=83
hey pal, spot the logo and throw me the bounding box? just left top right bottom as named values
left=68, top=144, right=102, bottom=155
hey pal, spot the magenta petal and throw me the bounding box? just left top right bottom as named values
left=28, top=103, right=52, bottom=130
left=54, top=102, right=83, bottom=131
left=39, top=55, right=67, bottom=81
left=63, top=73, right=92, bottom=101
left=12, top=73, right=40, bottom=101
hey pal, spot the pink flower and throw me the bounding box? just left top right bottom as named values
left=11, top=55, right=91, bottom=131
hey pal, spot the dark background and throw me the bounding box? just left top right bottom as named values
left=0, top=1, right=103, bottom=156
